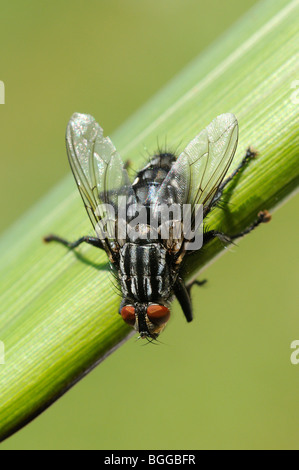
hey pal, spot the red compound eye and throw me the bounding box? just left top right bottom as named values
left=121, top=305, right=136, bottom=326
left=147, top=305, right=170, bottom=326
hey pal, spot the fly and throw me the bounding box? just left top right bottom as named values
left=44, top=113, right=271, bottom=340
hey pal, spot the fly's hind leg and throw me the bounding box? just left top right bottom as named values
left=212, top=147, right=257, bottom=208
left=43, top=234, right=104, bottom=250
left=220, top=147, right=257, bottom=192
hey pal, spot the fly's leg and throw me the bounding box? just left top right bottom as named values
left=230, top=210, right=271, bottom=239
left=173, top=277, right=193, bottom=322
left=212, top=147, right=257, bottom=207
left=175, top=210, right=270, bottom=323
left=181, top=211, right=270, bottom=324
left=43, top=234, right=104, bottom=250
left=186, top=279, right=207, bottom=294
left=203, top=210, right=271, bottom=246
left=220, top=147, right=257, bottom=192
left=174, top=278, right=208, bottom=323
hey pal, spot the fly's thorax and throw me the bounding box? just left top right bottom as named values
left=118, top=242, right=174, bottom=303
left=132, top=152, right=177, bottom=207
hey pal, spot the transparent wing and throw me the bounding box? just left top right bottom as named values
left=66, top=113, right=135, bottom=254
left=154, top=113, right=238, bottom=217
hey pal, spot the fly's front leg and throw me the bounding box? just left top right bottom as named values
left=173, top=277, right=193, bottom=323
left=43, top=234, right=104, bottom=250
left=186, top=279, right=207, bottom=295
left=203, top=210, right=271, bottom=247
left=174, top=277, right=207, bottom=323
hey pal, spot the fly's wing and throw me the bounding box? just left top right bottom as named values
left=66, top=112, right=135, bottom=256
left=152, top=114, right=238, bottom=249
left=154, top=113, right=238, bottom=216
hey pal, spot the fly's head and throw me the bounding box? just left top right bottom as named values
left=120, top=301, right=170, bottom=340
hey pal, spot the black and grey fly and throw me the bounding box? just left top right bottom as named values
left=44, top=113, right=271, bottom=340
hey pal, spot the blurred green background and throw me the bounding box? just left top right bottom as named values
left=1, top=0, right=298, bottom=450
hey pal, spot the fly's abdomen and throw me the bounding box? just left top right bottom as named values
left=119, top=243, right=172, bottom=302
left=132, top=153, right=176, bottom=206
